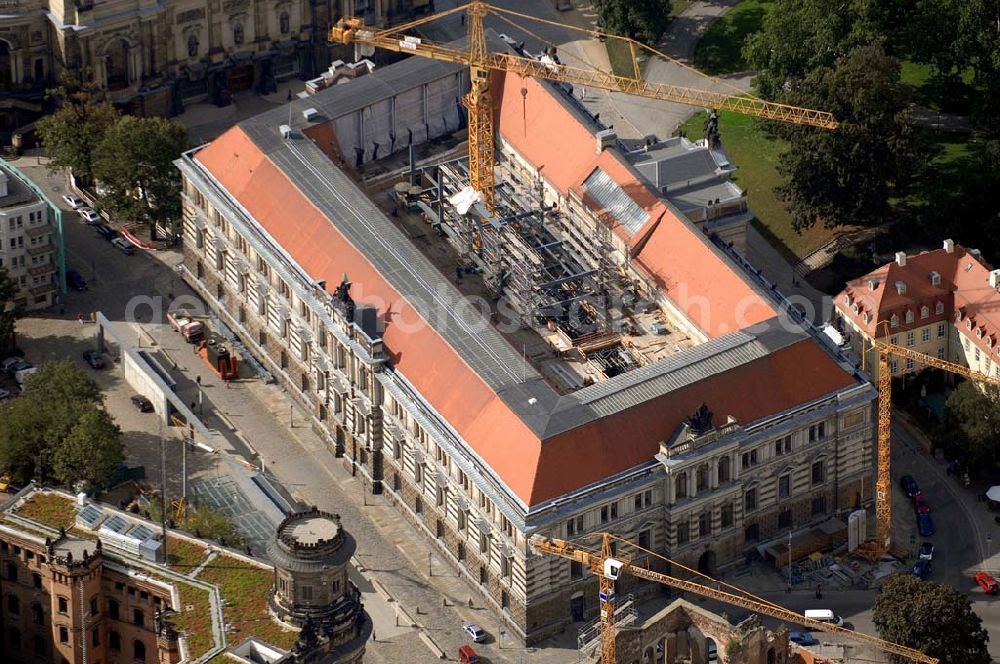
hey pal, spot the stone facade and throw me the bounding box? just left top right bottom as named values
left=266, top=509, right=366, bottom=664
left=177, top=154, right=877, bottom=645
left=0, top=0, right=438, bottom=141
left=613, top=598, right=790, bottom=664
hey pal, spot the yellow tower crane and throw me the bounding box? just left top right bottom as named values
left=860, top=326, right=1000, bottom=559
left=329, top=1, right=838, bottom=213
left=534, top=532, right=939, bottom=664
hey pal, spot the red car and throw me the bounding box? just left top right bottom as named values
left=458, top=645, right=481, bottom=664
left=975, top=572, right=999, bottom=594
left=913, top=494, right=931, bottom=514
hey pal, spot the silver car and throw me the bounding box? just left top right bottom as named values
left=462, top=623, right=486, bottom=643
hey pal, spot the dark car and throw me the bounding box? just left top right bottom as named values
left=82, top=350, right=105, bottom=369
left=66, top=269, right=88, bottom=292
left=913, top=559, right=932, bottom=579
left=917, top=512, right=935, bottom=537
left=130, top=395, right=154, bottom=413
left=789, top=631, right=818, bottom=646
left=900, top=475, right=920, bottom=498
left=94, top=224, right=116, bottom=241
left=919, top=542, right=934, bottom=560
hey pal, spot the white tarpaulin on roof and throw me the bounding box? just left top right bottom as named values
left=449, top=186, right=482, bottom=215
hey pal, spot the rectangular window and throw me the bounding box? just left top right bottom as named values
left=976, top=347, right=981, bottom=362
left=58, top=596, right=67, bottom=614
left=938, top=347, right=946, bottom=360
left=570, top=561, right=583, bottom=580
left=812, top=496, right=826, bottom=515
left=133, top=609, right=144, bottom=626
left=906, top=357, right=914, bottom=370
left=600, top=506, right=609, bottom=524
left=906, top=331, right=914, bottom=347
left=676, top=522, right=689, bottom=545
left=938, top=322, right=946, bottom=338
left=638, top=529, right=651, bottom=550
left=744, top=488, right=757, bottom=512
left=778, top=475, right=790, bottom=498
left=59, top=626, right=68, bottom=644
left=721, top=504, right=733, bottom=528
left=812, top=461, right=825, bottom=484
left=301, top=585, right=313, bottom=600
left=922, top=328, right=930, bottom=342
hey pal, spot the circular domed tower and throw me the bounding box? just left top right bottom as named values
left=267, top=509, right=361, bottom=636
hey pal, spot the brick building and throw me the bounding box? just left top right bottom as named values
left=175, top=52, right=877, bottom=644
left=0, top=488, right=369, bottom=663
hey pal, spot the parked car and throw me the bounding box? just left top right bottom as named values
left=462, top=623, right=487, bottom=643
left=62, top=193, right=84, bottom=209
left=917, top=512, right=935, bottom=537
left=900, top=475, right=920, bottom=498
left=913, top=559, right=932, bottom=579
left=789, top=631, right=818, bottom=646
left=78, top=208, right=101, bottom=224
left=14, top=366, right=37, bottom=388
left=913, top=494, right=931, bottom=514
left=919, top=542, right=934, bottom=560
left=111, top=237, right=135, bottom=255
left=94, top=224, right=116, bottom=241
left=130, top=395, right=154, bottom=413
left=66, top=269, right=88, bottom=292
left=1, top=357, right=31, bottom=378
left=975, top=571, right=1000, bottom=594
left=82, top=350, right=105, bottom=369
left=458, top=645, right=480, bottom=664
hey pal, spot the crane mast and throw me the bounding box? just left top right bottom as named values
left=534, top=534, right=939, bottom=664
left=329, top=1, right=838, bottom=212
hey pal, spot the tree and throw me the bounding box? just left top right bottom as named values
left=742, top=0, right=879, bottom=100
left=941, top=381, right=1000, bottom=473
left=35, top=72, right=120, bottom=184
left=0, top=264, right=19, bottom=355
left=772, top=45, right=922, bottom=231
left=92, top=116, right=188, bottom=238
left=51, top=409, right=123, bottom=487
left=955, top=0, right=1000, bottom=133
left=0, top=361, right=123, bottom=487
left=594, top=0, right=673, bottom=45
left=873, top=574, right=989, bottom=663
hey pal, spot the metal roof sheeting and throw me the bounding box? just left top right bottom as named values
left=581, top=167, right=649, bottom=236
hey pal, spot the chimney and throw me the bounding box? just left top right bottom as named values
left=595, top=129, right=617, bottom=154
left=895, top=251, right=907, bottom=267
left=990, top=269, right=1000, bottom=289
left=943, top=238, right=955, bottom=254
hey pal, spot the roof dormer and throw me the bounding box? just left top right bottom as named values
left=868, top=279, right=880, bottom=291
left=929, top=271, right=941, bottom=286
left=895, top=281, right=907, bottom=295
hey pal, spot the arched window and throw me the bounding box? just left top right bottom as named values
left=133, top=639, right=146, bottom=662
left=104, top=39, right=129, bottom=90
left=7, top=626, right=20, bottom=651
left=920, top=305, right=929, bottom=319
left=279, top=11, right=290, bottom=34
left=675, top=472, right=688, bottom=499
left=187, top=34, right=199, bottom=58
left=905, top=310, right=914, bottom=324
left=233, top=23, right=245, bottom=46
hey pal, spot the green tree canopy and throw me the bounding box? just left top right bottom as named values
left=92, top=115, right=188, bottom=237
left=36, top=72, right=120, bottom=184
left=774, top=44, right=921, bottom=231
left=941, top=381, right=1000, bottom=472
left=0, top=264, right=18, bottom=355
left=0, top=360, right=123, bottom=488
left=873, top=573, right=990, bottom=663
left=595, top=0, right=674, bottom=44
left=955, top=0, right=1000, bottom=133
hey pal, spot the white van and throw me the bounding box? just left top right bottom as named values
left=804, top=609, right=844, bottom=628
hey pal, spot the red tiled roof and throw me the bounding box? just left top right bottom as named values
left=531, top=339, right=857, bottom=502
left=195, top=123, right=853, bottom=506
left=494, top=71, right=775, bottom=338
left=836, top=244, right=1000, bottom=359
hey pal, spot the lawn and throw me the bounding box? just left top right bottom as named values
left=168, top=582, right=216, bottom=658
left=198, top=554, right=299, bottom=650
left=605, top=36, right=639, bottom=79
left=679, top=111, right=840, bottom=259
left=165, top=534, right=210, bottom=571
left=899, top=60, right=975, bottom=116
left=693, top=0, right=773, bottom=75
left=15, top=492, right=77, bottom=530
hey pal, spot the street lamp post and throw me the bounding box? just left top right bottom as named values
left=787, top=529, right=793, bottom=593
